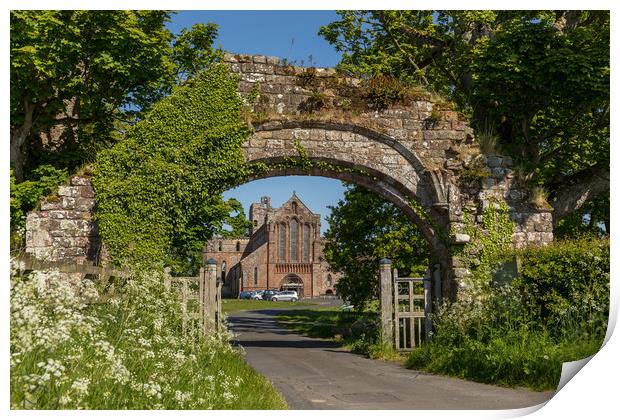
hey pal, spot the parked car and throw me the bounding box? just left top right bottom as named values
left=261, top=290, right=279, bottom=300
left=271, top=290, right=299, bottom=302
left=249, top=291, right=263, bottom=300
left=239, top=291, right=263, bottom=300
left=238, top=291, right=253, bottom=300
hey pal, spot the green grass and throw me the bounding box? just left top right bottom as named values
left=221, top=299, right=316, bottom=314
left=210, top=349, right=287, bottom=409
left=406, top=329, right=604, bottom=391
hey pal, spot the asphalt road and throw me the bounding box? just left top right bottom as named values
left=227, top=306, right=555, bottom=410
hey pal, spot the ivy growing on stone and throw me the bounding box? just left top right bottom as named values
left=458, top=201, right=515, bottom=295
left=93, top=64, right=253, bottom=268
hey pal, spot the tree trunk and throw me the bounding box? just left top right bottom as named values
left=10, top=101, right=35, bottom=182
left=549, top=161, right=610, bottom=224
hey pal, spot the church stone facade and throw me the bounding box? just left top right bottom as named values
left=203, top=193, right=340, bottom=298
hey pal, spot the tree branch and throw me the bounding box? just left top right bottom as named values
left=549, top=160, right=610, bottom=223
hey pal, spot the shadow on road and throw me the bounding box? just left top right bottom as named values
left=228, top=309, right=341, bottom=350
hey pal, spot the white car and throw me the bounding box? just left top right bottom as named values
left=271, top=291, right=299, bottom=302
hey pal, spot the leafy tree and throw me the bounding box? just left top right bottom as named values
left=172, top=22, right=221, bottom=81
left=320, top=11, right=609, bottom=230
left=10, top=11, right=225, bottom=257
left=324, top=184, right=428, bottom=309
left=10, top=11, right=174, bottom=181
left=10, top=11, right=222, bottom=182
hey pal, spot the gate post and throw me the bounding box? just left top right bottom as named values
left=204, top=259, right=218, bottom=334
left=424, top=279, right=432, bottom=341
left=379, top=258, right=394, bottom=346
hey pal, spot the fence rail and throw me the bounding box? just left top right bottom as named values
left=13, top=255, right=222, bottom=339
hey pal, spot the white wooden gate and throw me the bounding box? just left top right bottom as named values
left=392, top=270, right=432, bottom=351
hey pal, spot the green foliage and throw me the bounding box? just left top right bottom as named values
left=324, top=184, right=429, bottom=309
left=10, top=11, right=226, bottom=249
left=320, top=11, right=610, bottom=225
left=219, top=198, right=253, bottom=239
left=513, top=237, right=609, bottom=337
left=10, top=265, right=286, bottom=409
left=10, top=166, right=68, bottom=247
left=10, top=11, right=178, bottom=178
left=458, top=156, right=492, bottom=185
left=171, top=23, right=222, bottom=81
left=459, top=201, right=515, bottom=294
left=407, top=236, right=608, bottom=390
left=555, top=193, right=609, bottom=239
left=93, top=64, right=252, bottom=269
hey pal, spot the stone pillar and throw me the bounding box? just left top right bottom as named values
left=204, top=259, right=218, bottom=334
left=379, top=258, right=393, bottom=345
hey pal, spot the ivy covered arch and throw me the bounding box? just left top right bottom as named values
left=87, top=57, right=553, bottom=299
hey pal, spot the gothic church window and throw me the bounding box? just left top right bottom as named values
left=290, top=219, right=299, bottom=262
left=303, top=224, right=310, bottom=262
left=279, top=223, right=286, bottom=262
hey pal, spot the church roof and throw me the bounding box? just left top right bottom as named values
left=279, top=191, right=317, bottom=216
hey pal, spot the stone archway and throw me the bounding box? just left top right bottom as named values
left=280, top=274, right=304, bottom=297
left=24, top=52, right=554, bottom=301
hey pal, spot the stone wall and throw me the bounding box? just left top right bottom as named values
left=25, top=175, right=102, bottom=264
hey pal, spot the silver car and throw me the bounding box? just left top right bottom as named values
left=271, top=291, right=299, bottom=302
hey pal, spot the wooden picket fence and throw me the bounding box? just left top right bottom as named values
left=14, top=255, right=222, bottom=338
left=164, top=268, right=222, bottom=338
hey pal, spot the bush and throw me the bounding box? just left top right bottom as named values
left=10, top=262, right=286, bottom=409
left=406, top=237, right=609, bottom=390
left=514, top=236, right=609, bottom=338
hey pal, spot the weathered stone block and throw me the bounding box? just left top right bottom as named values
left=452, top=233, right=471, bottom=244
left=57, top=186, right=80, bottom=197
left=62, top=196, right=76, bottom=209
left=70, top=176, right=92, bottom=186
left=48, top=211, right=66, bottom=219
left=486, top=156, right=503, bottom=167
left=78, top=186, right=95, bottom=198
left=40, top=200, right=63, bottom=210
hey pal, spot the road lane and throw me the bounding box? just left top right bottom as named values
left=227, top=307, right=555, bottom=410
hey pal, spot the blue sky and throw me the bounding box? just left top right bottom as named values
left=167, top=11, right=347, bottom=233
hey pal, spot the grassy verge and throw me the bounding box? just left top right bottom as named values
left=406, top=328, right=603, bottom=391
left=222, top=299, right=316, bottom=314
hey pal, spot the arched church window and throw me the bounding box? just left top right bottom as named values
left=236, top=241, right=241, bottom=252
left=303, top=223, right=310, bottom=262
left=290, top=219, right=299, bottom=262
left=279, top=223, right=286, bottom=262
left=292, top=201, right=297, bottom=213
left=327, top=274, right=332, bottom=286
left=218, top=241, right=222, bottom=252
